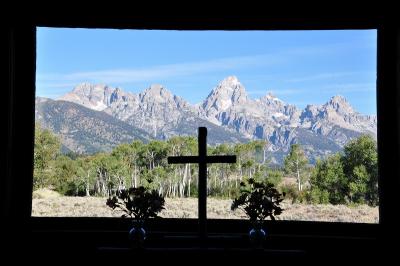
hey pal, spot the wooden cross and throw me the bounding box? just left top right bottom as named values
left=168, top=127, right=236, bottom=243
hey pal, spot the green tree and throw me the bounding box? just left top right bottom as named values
left=252, top=139, right=268, bottom=164
left=284, top=144, right=308, bottom=191
left=310, top=154, right=346, bottom=204
left=342, top=135, right=378, bottom=205
left=91, top=153, right=128, bottom=197
left=75, top=156, right=96, bottom=196
left=182, top=137, right=197, bottom=197
left=265, top=169, right=283, bottom=187
left=212, top=143, right=233, bottom=155
left=112, top=141, right=144, bottom=188
left=33, top=124, right=61, bottom=189
left=143, top=166, right=169, bottom=195
left=310, top=135, right=378, bottom=206
left=141, top=140, right=169, bottom=170
left=52, top=155, right=79, bottom=195
left=234, top=143, right=251, bottom=180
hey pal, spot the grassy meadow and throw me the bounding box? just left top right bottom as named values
left=32, top=189, right=378, bottom=223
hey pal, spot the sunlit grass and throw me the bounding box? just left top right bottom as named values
left=32, top=196, right=378, bottom=223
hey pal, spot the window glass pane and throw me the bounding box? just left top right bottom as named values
left=33, top=28, right=378, bottom=223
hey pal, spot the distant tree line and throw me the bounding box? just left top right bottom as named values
left=34, top=124, right=378, bottom=206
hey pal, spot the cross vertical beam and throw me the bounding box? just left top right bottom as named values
left=167, top=127, right=236, bottom=245
left=198, top=127, right=207, bottom=243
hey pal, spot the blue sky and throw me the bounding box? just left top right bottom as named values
left=36, top=28, right=377, bottom=115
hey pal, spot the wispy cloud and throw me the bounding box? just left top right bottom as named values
left=270, top=88, right=306, bottom=96
left=37, top=42, right=348, bottom=91
left=37, top=53, right=284, bottom=88
left=246, top=90, right=270, bottom=95
left=319, top=82, right=376, bottom=93
left=248, top=88, right=303, bottom=96
left=35, top=89, right=70, bottom=99
left=36, top=82, right=79, bottom=89
left=285, top=72, right=364, bottom=83
left=249, top=82, right=376, bottom=100
left=275, top=82, right=375, bottom=95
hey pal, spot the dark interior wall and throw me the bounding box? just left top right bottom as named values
left=377, top=26, right=400, bottom=235
left=3, top=27, right=36, bottom=221
left=2, top=6, right=400, bottom=261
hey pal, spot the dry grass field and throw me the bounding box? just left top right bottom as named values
left=32, top=190, right=378, bottom=223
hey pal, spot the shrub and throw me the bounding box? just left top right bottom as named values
left=309, top=188, right=330, bottom=204
left=266, top=169, right=283, bottom=187
left=280, top=184, right=299, bottom=203
left=106, top=186, right=165, bottom=221
left=231, top=178, right=284, bottom=222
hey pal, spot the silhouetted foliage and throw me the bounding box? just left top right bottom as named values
left=106, top=186, right=165, bottom=221
left=231, top=178, right=284, bottom=223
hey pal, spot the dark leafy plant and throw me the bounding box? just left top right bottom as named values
left=106, top=186, right=165, bottom=221
left=231, top=178, right=284, bottom=223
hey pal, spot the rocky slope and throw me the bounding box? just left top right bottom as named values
left=35, top=98, right=152, bottom=154
left=60, top=83, right=247, bottom=144
left=40, top=76, right=376, bottom=162
left=198, top=76, right=376, bottom=161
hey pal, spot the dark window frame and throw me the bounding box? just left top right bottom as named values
left=3, top=11, right=399, bottom=253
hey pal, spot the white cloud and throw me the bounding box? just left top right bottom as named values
left=248, top=83, right=376, bottom=100
left=269, top=89, right=305, bottom=96
left=285, top=72, right=361, bottom=83
left=37, top=53, right=284, bottom=87
left=36, top=41, right=348, bottom=90
left=319, top=82, right=376, bottom=93
left=36, top=40, right=371, bottom=100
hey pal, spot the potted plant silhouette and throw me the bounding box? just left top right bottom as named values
left=106, top=186, right=165, bottom=248
left=231, top=178, right=284, bottom=248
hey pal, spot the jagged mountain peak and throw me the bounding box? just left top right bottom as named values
left=71, top=82, right=92, bottom=92
left=139, top=84, right=178, bottom=103
left=71, top=83, right=111, bottom=95
left=214, top=76, right=246, bottom=95
left=143, top=84, right=172, bottom=96
left=40, top=79, right=377, bottom=163
left=303, top=104, right=319, bottom=113
left=59, top=83, right=113, bottom=111
left=265, top=92, right=277, bottom=98
left=330, top=94, right=347, bottom=102
left=260, top=92, right=285, bottom=104
left=202, top=76, right=248, bottom=112
left=148, top=83, right=165, bottom=92
left=219, top=75, right=240, bottom=87
left=328, top=95, right=350, bottom=106
left=325, top=95, right=354, bottom=114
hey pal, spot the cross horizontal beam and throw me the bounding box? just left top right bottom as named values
left=168, top=155, right=236, bottom=164
left=167, top=127, right=237, bottom=244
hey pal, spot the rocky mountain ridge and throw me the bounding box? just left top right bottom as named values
left=38, top=76, right=376, bottom=163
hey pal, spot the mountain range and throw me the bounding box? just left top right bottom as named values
left=35, top=76, right=377, bottom=163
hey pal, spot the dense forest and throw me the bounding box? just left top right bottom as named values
left=34, top=124, right=378, bottom=206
